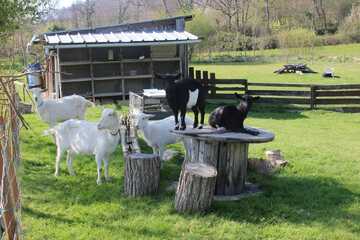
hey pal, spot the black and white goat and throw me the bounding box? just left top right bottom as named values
left=155, top=73, right=207, bottom=130
left=209, top=93, right=260, bottom=135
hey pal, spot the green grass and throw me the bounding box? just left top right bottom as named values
left=21, top=103, right=360, bottom=240
left=18, top=44, right=360, bottom=239
left=193, top=43, right=360, bottom=64
left=192, top=62, right=360, bottom=85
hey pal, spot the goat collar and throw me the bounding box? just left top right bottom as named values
left=110, top=129, right=121, bottom=136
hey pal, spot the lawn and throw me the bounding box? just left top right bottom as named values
left=21, top=103, right=360, bottom=240
left=192, top=62, right=360, bottom=85
left=193, top=44, right=360, bottom=63
left=192, top=43, right=360, bottom=85
left=17, top=44, right=360, bottom=239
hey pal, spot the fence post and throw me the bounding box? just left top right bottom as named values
left=310, top=86, right=317, bottom=109
left=189, top=67, right=194, bottom=80
left=210, top=73, right=216, bottom=97
left=195, top=70, right=201, bottom=82
left=202, top=71, right=209, bottom=89
left=244, top=79, right=248, bottom=94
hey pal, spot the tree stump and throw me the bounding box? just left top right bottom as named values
left=124, top=153, right=160, bottom=197
left=175, top=163, right=217, bottom=213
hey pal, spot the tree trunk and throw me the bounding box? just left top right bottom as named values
left=264, top=0, right=271, bottom=34
left=161, top=0, right=171, bottom=16
left=175, top=163, right=217, bottom=213
left=124, top=153, right=160, bottom=197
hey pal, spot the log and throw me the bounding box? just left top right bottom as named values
left=124, top=153, right=160, bottom=197
left=175, top=163, right=217, bottom=213
left=216, top=142, right=248, bottom=195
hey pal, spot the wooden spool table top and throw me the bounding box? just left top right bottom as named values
left=172, top=126, right=275, bottom=143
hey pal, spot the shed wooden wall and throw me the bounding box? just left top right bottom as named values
left=52, top=44, right=186, bottom=99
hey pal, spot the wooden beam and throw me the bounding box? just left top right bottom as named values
left=247, top=90, right=310, bottom=96
left=248, top=82, right=312, bottom=87
left=214, top=79, right=248, bottom=85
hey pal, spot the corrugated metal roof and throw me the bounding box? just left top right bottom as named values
left=44, top=31, right=199, bottom=46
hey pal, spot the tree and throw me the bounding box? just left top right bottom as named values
left=81, top=0, right=96, bottom=28
left=177, top=0, right=194, bottom=13
left=161, top=0, right=171, bottom=16
left=118, top=0, right=130, bottom=24
left=312, top=0, right=328, bottom=34
left=209, top=0, right=237, bottom=31
left=0, top=0, right=53, bottom=36
left=234, top=0, right=251, bottom=33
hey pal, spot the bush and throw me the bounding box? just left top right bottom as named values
left=314, top=34, right=350, bottom=46
left=339, top=4, right=360, bottom=43
left=277, top=28, right=316, bottom=49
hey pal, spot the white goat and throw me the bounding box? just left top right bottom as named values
left=31, top=88, right=94, bottom=126
left=133, top=112, right=193, bottom=161
left=45, top=109, right=121, bottom=185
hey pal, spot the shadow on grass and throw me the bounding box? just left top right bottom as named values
left=211, top=175, right=360, bottom=232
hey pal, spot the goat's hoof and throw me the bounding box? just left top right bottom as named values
left=180, top=126, right=186, bottom=131
left=69, top=172, right=76, bottom=176
left=193, top=125, right=198, bottom=129
left=197, top=125, right=203, bottom=129
left=105, top=177, right=112, bottom=182
left=54, top=172, right=59, bottom=177
left=96, top=179, right=102, bottom=185
left=174, top=126, right=179, bottom=130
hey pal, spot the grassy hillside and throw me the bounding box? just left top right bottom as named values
left=192, top=44, right=360, bottom=85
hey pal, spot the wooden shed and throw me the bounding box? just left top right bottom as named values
left=32, top=15, right=200, bottom=99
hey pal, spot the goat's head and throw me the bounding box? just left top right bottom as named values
left=97, top=109, right=120, bottom=132
left=132, top=112, right=155, bottom=130
left=235, top=93, right=260, bottom=112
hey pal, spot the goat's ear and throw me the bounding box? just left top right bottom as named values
left=234, top=92, right=242, bottom=99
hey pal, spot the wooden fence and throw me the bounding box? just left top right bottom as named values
left=0, top=74, right=30, bottom=240
left=188, top=67, right=360, bottom=109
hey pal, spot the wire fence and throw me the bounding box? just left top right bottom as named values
left=0, top=75, right=29, bottom=240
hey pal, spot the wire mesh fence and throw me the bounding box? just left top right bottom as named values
left=0, top=75, right=29, bottom=240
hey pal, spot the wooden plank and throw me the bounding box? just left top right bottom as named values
left=59, top=78, right=92, bottom=83
left=248, top=90, right=310, bottom=96
left=93, top=76, right=122, bottom=81
left=210, top=73, right=216, bottom=97
left=316, top=90, right=360, bottom=97
left=195, top=70, right=201, bottom=81
left=216, top=87, right=246, bottom=91
left=202, top=71, right=209, bottom=88
left=257, top=97, right=310, bottom=105
left=310, top=86, right=317, bottom=109
left=215, top=79, right=248, bottom=85
left=152, top=57, right=180, bottom=62
left=60, top=61, right=91, bottom=66
left=189, top=67, right=194, bottom=80
left=248, top=82, right=313, bottom=87
left=315, top=98, right=360, bottom=105
left=122, top=74, right=153, bottom=79
left=315, top=84, right=360, bottom=90
left=209, top=94, right=238, bottom=100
